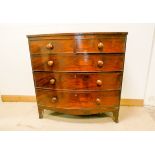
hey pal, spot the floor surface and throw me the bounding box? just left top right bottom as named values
left=0, top=102, right=155, bottom=131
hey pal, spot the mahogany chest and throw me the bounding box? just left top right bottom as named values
left=27, top=32, right=128, bottom=123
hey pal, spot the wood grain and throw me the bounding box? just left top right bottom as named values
left=29, top=39, right=74, bottom=54
left=27, top=32, right=128, bottom=121
left=27, top=32, right=128, bottom=38
left=35, top=89, right=120, bottom=109
left=76, top=37, right=126, bottom=53
left=31, top=53, right=125, bottom=72
left=33, top=72, right=123, bottom=90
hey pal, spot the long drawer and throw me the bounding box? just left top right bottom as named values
left=31, top=53, right=124, bottom=72
left=36, top=89, right=120, bottom=109
left=33, top=72, right=123, bottom=90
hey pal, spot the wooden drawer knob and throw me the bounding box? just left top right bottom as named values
left=96, top=80, right=102, bottom=86
left=50, top=79, right=56, bottom=85
left=97, top=60, right=104, bottom=67
left=47, top=60, right=54, bottom=66
left=98, top=42, right=104, bottom=49
left=52, top=97, right=57, bottom=103
left=96, top=98, right=101, bottom=105
left=46, top=43, right=54, bottom=49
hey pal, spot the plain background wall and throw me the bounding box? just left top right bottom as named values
left=145, top=27, right=155, bottom=106
left=0, top=23, right=154, bottom=102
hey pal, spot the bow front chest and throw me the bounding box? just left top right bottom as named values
left=27, top=32, right=128, bottom=123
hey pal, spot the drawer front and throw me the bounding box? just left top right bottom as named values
left=33, top=72, right=122, bottom=90
left=29, top=39, right=74, bottom=54
left=31, top=54, right=124, bottom=72
left=76, top=37, right=126, bottom=53
left=36, top=89, right=120, bottom=108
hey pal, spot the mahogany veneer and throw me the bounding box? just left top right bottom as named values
left=33, top=72, right=122, bottom=90
left=31, top=53, right=124, bottom=72
left=27, top=32, right=128, bottom=123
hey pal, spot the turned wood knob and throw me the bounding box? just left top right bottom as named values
left=52, top=97, right=57, bottom=103
left=47, top=60, right=54, bottom=66
left=96, top=80, right=102, bottom=86
left=46, top=43, right=54, bottom=49
left=96, top=98, right=101, bottom=105
left=97, top=60, right=104, bottom=67
left=98, top=42, right=104, bottom=49
left=50, top=79, right=56, bottom=85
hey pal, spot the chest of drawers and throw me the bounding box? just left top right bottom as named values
left=27, top=32, right=128, bottom=123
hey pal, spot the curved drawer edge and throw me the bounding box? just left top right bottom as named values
left=39, top=105, right=119, bottom=115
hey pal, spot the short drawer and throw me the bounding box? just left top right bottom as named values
left=29, top=39, right=74, bottom=54
left=36, top=89, right=120, bottom=108
left=31, top=53, right=124, bottom=72
left=76, top=37, right=126, bottom=53
left=33, top=72, right=122, bottom=90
